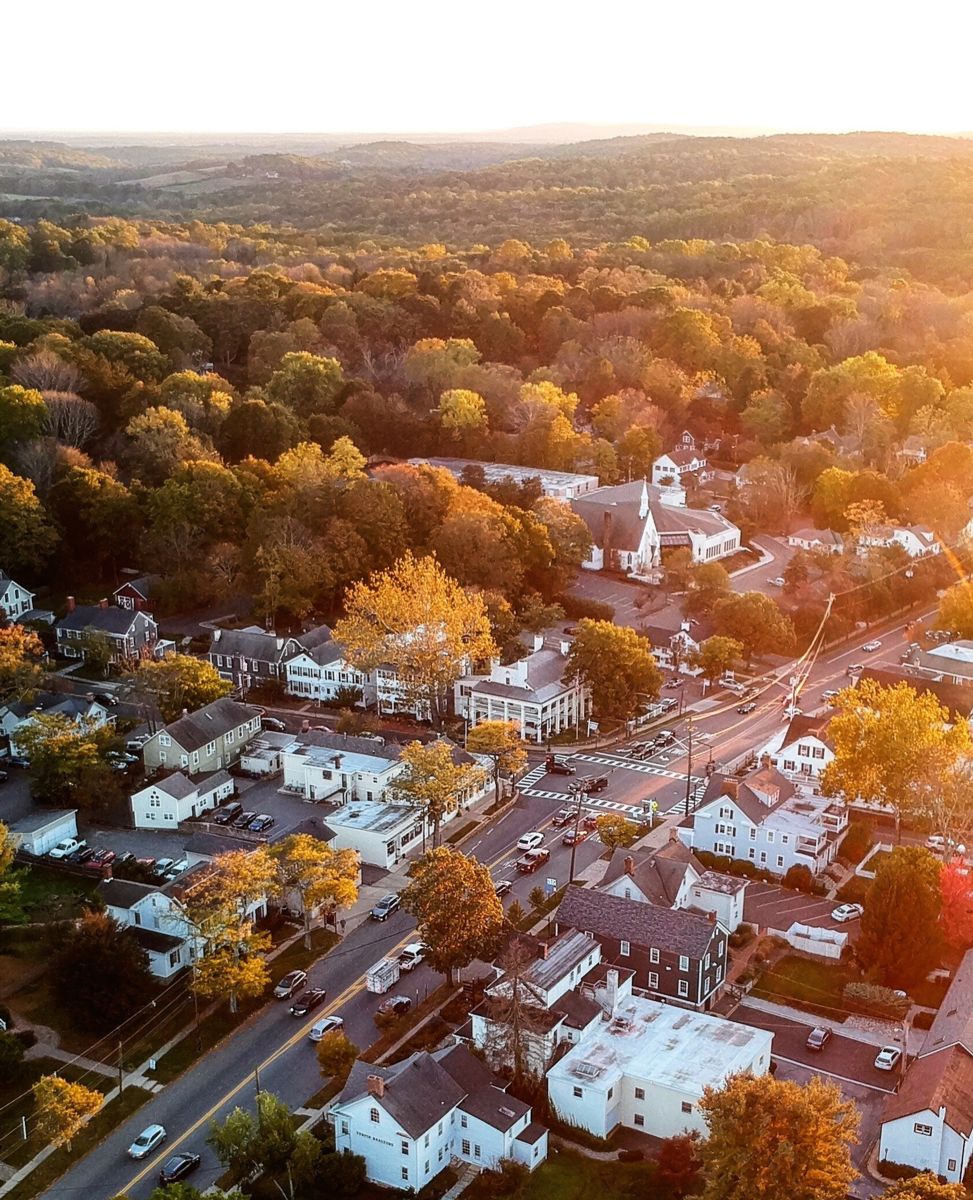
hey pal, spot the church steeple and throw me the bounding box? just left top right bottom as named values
left=639, top=479, right=649, bottom=520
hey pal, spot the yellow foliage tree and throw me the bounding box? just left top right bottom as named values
left=32, top=1075, right=102, bottom=1150
left=0, top=624, right=44, bottom=704
left=466, top=720, right=527, bottom=805
left=334, top=553, right=496, bottom=727
left=389, top=739, right=485, bottom=847
left=268, top=833, right=359, bottom=948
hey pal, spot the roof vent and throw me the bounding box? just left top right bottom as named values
left=499, top=1106, right=515, bottom=1119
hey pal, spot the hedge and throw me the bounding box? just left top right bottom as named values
left=557, top=594, right=616, bottom=621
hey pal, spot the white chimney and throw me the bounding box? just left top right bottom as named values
left=605, top=968, right=619, bottom=1016
left=559, top=640, right=570, bottom=656
left=213, top=629, right=221, bottom=642
left=533, top=634, right=544, bottom=653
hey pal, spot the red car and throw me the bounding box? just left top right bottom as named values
left=562, top=828, right=590, bottom=846
left=89, top=848, right=116, bottom=867
left=582, top=813, right=599, bottom=831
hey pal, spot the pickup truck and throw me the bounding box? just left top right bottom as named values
left=516, top=847, right=551, bottom=874
left=48, top=838, right=82, bottom=860
left=398, top=943, right=427, bottom=972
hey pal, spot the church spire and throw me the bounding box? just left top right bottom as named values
left=639, top=479, right=649, bottom=519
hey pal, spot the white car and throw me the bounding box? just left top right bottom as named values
left=308, top=1015, right=344, bottom=1042
left=770, top=576, right=786, bottom=587
left=862, top=640, right=882, bottom=652
left=831, top=903, right=864, bottom=923
left=822, top=689, right=839, bottom=702
left=517, top=832, right=544, bottom=852
left=874, top=1045, right=902, bottom=1071
left=782, top=705, right=803, bottom=720
left=48, top=838, right=81, bottom=860
left=128, top=1124, right=166, bottom=1159
left=708, top=503, right=723, bottom=513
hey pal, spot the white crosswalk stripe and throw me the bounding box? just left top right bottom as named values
left=573, top=752, right=701, bottom=785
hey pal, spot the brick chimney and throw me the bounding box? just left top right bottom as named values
left=706, top=911, right=716, bottom=923
left=99, top=597, right=109, bottom=609
left=66, top=596, right=76, bottom=612
left=539, top=941, right=549, bottom=959
left=366, top=1074, right=385, bottom=1099
left=624, top=855, right=635, bottom=876
left=724, top=778, right=739, bottom=799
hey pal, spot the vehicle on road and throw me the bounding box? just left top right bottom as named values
left=232, top=810, right=257, bottom=829
left=517, top=832, right=545, bottom=851
left=782, top=705, right=803, bottom=720
left=48, top=838, right=81, bottom=860
left=159, top=1152, right=200, bottom=1184
left=213, top=802, right=243, bottom=825
left=289, top=987, right=327, bottom=1016
left=822, top=689, right=839, bottom=702
left=831, top=903, right=864, bottom=923
left=273, top=970, right=308, bottom=999
left=846, top=663, right=864, bottom=676
left=806, top=1027, right=832, bottom=1051
left=516, top=847, right=551, bottom=873
left=248, top=814, right=276, bottom=833
left=770, top=576, right=786, bottom=587
left=708, top=503, right=722, bottom=512
left=378, top=995, right=412, bottom=1017
left=309, top=1015, right=344, bottom=1041
left=398, top=943, right=427, bottom=972
left=653, top=731, right=676, bottom=748
left=926, top=834, right=948, bottom=851
left=550, top=809, right=574, bottom=828
left=582, top=813, right=599, bottom=831
left=494, top=880, right=513, bottom=897
left=736, top=702, right=757, bottom=714
left=585, top=774, right=609, bottom=792
left=874, top=1045, right=902, bottom=1071
left=545, top=755, right=576, bottom=775
left=366, top=956, right=401, bottom=993
left=128, top=1124, right=166, bottom=1159
left=370, top=893, right=401, bottom=921
left=95, top=691, right=119, bottom=707
left=862, top=640, right=882, bottom=652
left=262, top=716, right=287, bottom=732
left=664, top=678, right=684, bottom=689
left=562, top=828, right=590, bottom=846
left=658, top=698, right=678, bottom=712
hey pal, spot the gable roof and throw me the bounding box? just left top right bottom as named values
left=919, top=948, right=973, bottom=1059
left=209, top=627, right=300, bottom=664
left=114, top=575, right=160, bottom=600
left=337, top=1051, right=466, bottom=1137
left=57, top=605, right=153, bottom=635
left=696, top=768, right=795, bottom=825
left=601, top=842, right=702, bottom=907
left=571, top=482, right=650, bottom=552
left=882, top=1045, right=973, bottom=1134
left=96, top=878, right=158, bottom=909
left=660, top=448, right=704, bottom=468
left=779, top=712, right=833, bottom=750
left=555, top=885, right=720, bottom=959
left=857, top=667, right=973, bottom=720
left=789, top=527, right=843, bottom=547
left=160, top=697, right=262, bottom=751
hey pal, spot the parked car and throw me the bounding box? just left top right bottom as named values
left=273, top=970, right=308, bottom=999
left=370, top=893, right=400, bottom=921
left=708, top=503, right=723, bottom=512
left=586, top=774, right=609, bottom=793
left=95, top=691, right=119, bottom=707
left=232, top=810, right=257, bottom=829
left=163, top=858, right=189, bottom=881
left=213, top=802, right=243, bottom=826
left=0, top=770, right=7, bottom=784
left=582, top=813, right=599, bottom=831
left=806, top=1027, right=832, bottom=1051
left=545, top=755, right=576, bottom=776
left=736, top=702, right=757, bottom=714
left=309, top=1015, right=344, bottom=1042
left=861, top=639, right=882, bottom=652
left=516, top=847, right=551, bottom=874
left=782, top=705, right=803, bottom=720
left=831, top=903, right=864, bottom=923
left=262, top=716, right=287, bottom=732
left=106, top=751, right=139, bottom=770
left=128, top=1124, right=166, bottom=1159
left=289, top=987, right=327, bottom=1016
left=653, top=731, right=676, bottom=748
left=151, top=858, right=175, bottom=879
left=48, top=838, right=81, bottom=860
left=562, top=828, right=590, bottom=846
left=7, top=755, right=30, bottom=768
left=378, top=995, right=412, bottom=1017
left=874, top=1045, right=902, bottom=1071
left=494, top=880, right=513, bottom=898
left=159, top=1152, right=200, bottom=1184
left=517, top=832, right=545, bottom=851
left=126, top=734, right=151, bottom=753
left=658, top=697, right=678, bottom=712
left=89, top=847, right=116, bottom=867
left=822, top=689, right=839, bottom=702
left=398, top=943, right=427, bottom=972
left=550, top=809, right=574, bottom=828
left=770, top=576, right=786, bottom=587
left=248, top=814, right=275, bottom=833
left=664, top=678, right=684, bottom=689
left=69, top=845, right=94, bottom=864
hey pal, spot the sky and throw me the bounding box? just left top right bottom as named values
left=4, top=0, right=973, bottom=138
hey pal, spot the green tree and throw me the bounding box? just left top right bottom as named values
left=712, top=592, right=795, bottom=665
left=698, top=1072, right=858, bottom=1200
left=220, top=398, right=300, bottom=462
left=315, top=1029, right=359, bottom=1082
left=467, top=720, right=527, bottom=805
left=389, top=739, right=485, bottom=846
left=683, top=562, right=731, bottom=617
left=266, top=351, right=344, bottom=417
left=402, top=847, right=504, bottom=984
left=857, top=846, right=943, bottom=988
left=0, top=464, right=57, bottom=573
left=207, top=1090, right=315, bottom=1181
left=135, top=654, right=233, bottom=723
left=594, top=813, right=640, bottom=850
left=268, top=833, right=359, bottom=949
left=565, top=619, right=661, bottom=721
left=0, top=383, right=46, bottom=461
left=691, top=636, right=744, bottom=682
left=125, top=406, right=212, bottom=486
left=77, top=629, right=114, bottom=678
left=50, top=912, right=154, bottom=1033
left=14, top=712, right=118, bottom=809
left=0, top=1030, right=25, bottom=1084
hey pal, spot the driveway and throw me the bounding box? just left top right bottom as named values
left=730, top=535, right=795, bottom=594
left=743, top=882, right=853, bottom=936
left=567, top=572, right=651, bottom=629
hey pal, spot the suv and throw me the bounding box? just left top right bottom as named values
left=370, top=894, right=400, bottom=921
left=545, top=755, right=576, bottom=776
left=550, top=808, right=574, bottom=827
left=586, top=774, right=609, bottom=793
left=213, top=802, right=243, bottom=826
left=378, top=995, right=412, bottom=1017
left=274, top=970, right=308, bottom=999
left=654, top=731, right=676, bottom=748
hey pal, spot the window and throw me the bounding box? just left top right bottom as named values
left=766, top=831, right=775, bottom=843
left=681, top=1102, right=693, bottom=1114
left=648, top=971, right=659, bottom=988
left=425, top=1161, right=430, bottom=1175
left=438, top=1122, right=443, bottom=1135
left=719, top=805, right=733, bottom=818
left=608, top=1087, right=614, bottom=1100
left=402, top=1168, right=409, bottom=1181
left=424, top=1133, right=430, bottom=1147
left=462, top=1139, right=471, bottom=1156
left=798, top=745, right=810, bottom=757
left=749, top=827, right=756, bottom=840
left=650, top=948, right=659, bottom=964
left=948, top=1159, right=957, bottom=1172
left=777, top=855, right=785, bottom=868
left=781, top=834, right=789, bottom=845
left=634, top=1087, right=645, bottom=1100
left=370, top=1108, right=379, bottom=1124
left=401, top=1141, right=410, bottom=1155
left=813, top=747, right=825, bottom=759
left=474, top=1145, right=481, bottom=1159
left=340, top=1120, right=349, bottom=1136
left=679, top=955, right=689, bottom=972
left=678, top=980, right=689, bottom=998
left=439, top=1148, right=444, bottom=1163
left=168, top=950, right=180, bottom=967
left=158, top=734, right=171, bottom=747
left=783, top=760, right=795, bottom=771
left=748, top=847, right=756, bottom=859
left=573, top=1086, right=583, bottom=1098
left=914, top=1123, right=933, bottom=1137
left=634, top=1114, right=644, bottom=1127
left=760, top=852, right=767, bottom=864
left=620, top=940, right=630, bottom=957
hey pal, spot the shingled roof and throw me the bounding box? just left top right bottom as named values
left=600, top=842, right=702, bottom=907
left=161, top=697, right=262, bottom=751
left=696, top=767, right=795, bottom=825
left=337, top=1051, right=467, bottom=1137
left=555, top=885, right=719, bottom=959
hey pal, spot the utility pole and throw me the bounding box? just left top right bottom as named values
left=683, top=716, right=695, bottom=819
left=117, top=1040, right=124, bottom=1095
left=568, top=783, right=589, bottom=885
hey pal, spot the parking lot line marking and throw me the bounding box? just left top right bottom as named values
left=770, top=1054, right=896, bottom=1094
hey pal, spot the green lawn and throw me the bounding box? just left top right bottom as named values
left=751, top=954, right=852, bottom=1019
left=1, top=864, right=99, bottom=925
left=465, top=1147, right=668, bottom=1200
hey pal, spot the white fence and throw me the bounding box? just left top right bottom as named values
left=767, top=921, right=848, bottom=960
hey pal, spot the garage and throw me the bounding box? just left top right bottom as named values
left=7, top=809, right=79, bottom=856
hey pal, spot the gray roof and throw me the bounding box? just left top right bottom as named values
left=4, top=691, right=103, bottom=722
left=208, top=627, right=300, bottom=664
left=601, top=842, right=702, bottom=907
left=297, top=640, right=346, bottom=668
left=337, top=1052, right=467, bottom=1137
left=431, top=1044, right=495, bottom=1096
left=551, top=988, right=601, bottom=1030
left=556, top=885, right=720, bottom=959
left=149, top=772, right=197, bottom=801
left=458, top=1085, right=530, bottom=1132
left=130, top=926, right=184, bottom=953
left=183, top=831, right=244, bottom=858
left=114, top=575, right=160, bottom=600
left=696, top=767, right=795, bottom=825
left=97, top=878, right=157, bottom=909
left=160, top=697, right=262, bottom=752
left=572, top=483, right=649, bottom=551
left=296, top=624, right=333, bottom=651
left=471, top=647, right=574, bottom=705
left=920, top=948, right=973, bottom=1058
left=57, top=605, right=152, bottom=635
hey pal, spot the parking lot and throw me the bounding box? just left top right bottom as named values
left=743, top=881, right=854, bottom=936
